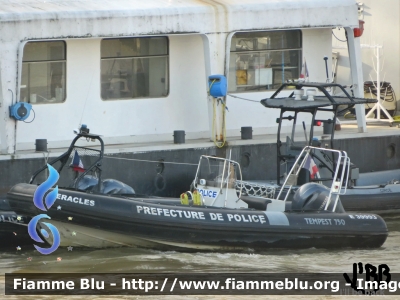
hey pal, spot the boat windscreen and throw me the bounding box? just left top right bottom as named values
left=197, top=157, right=241, bottom=186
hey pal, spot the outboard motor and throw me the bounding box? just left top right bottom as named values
left=292, top=183, right=345, bottom=213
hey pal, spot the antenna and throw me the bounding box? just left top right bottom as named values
left=323, top=56, right=329, bottom=82
left=79, top=72, right=95, bottom=128
left=302, top=121, right=308, bottom=145
left=364, top=44, right=394, bottom=124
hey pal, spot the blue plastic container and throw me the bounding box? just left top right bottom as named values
left=208, top=75, right=227, bottom=97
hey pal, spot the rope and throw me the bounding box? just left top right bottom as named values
left=79, top=72, right=95, bottom=126
left=343, top=112, right=356, bottom=119
left=362, top=81, right=397, bottom=113
left=227, top=94, right=260, bottom=103
left=208, top=79, right=227, bottom=148
left=332, top=30, right=347, bottom=43
left=103, top=156, right=198, bottom=166
left=212, top=97, right=226, bottom=148
left=236, top=180, right=276, bottom=198
left=208, top=79, right=216, bottom=96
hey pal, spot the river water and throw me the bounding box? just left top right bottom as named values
left=1, top=215, right=400, bottom=299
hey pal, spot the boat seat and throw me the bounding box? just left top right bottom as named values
left=77, top=175, right=99, bottom=192
left=76, top=176, right=135, bottom=194
left=101, top=179, right=135, bottom=195
left=240, top=196, right=272, bottom=210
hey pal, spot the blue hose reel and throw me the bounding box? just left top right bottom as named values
left=9, top=102, right=32, bottom=121
left=208, top=75, right=227, bottom=97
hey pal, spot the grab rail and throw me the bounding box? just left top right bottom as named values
left=276, top=146, right=349, bottom=212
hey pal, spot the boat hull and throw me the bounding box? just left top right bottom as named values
left=340, top=186, right=400, bottom=213
left=7, top=183, right=388, bottom=250
left=0, top=210, right=32, bottom=248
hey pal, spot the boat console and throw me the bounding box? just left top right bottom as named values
left=193, top=144, right=349, bottom=214
left=261, top=82, right=376, bottom=186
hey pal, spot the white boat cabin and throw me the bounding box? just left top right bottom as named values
left=0, top=0, right=365, bottom=154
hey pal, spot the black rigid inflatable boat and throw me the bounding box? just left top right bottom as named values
left=0, top=197, right=32, bottom=249
left=7, top=127, right=388, bottom=250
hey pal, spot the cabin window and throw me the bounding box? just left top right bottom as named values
left=21, top=41, right=66, bottom=104
left=228, top=30, right=302, bottom=92
left=101, top=37, right=169, bottom=100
